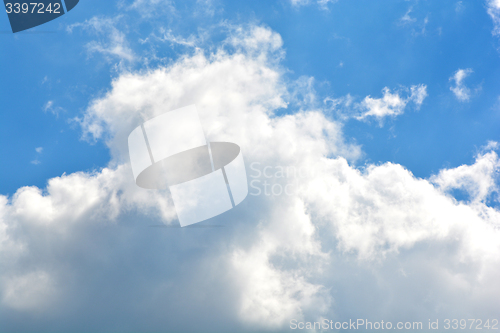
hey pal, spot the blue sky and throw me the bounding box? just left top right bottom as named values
left=1, top=0, right=500, bottom=332
left=1, top=0, right=499, bottom=195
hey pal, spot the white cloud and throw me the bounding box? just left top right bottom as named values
left=43, top=100, right=64, bottom=116
left=400, top=7, right=417, bottom=25
left=487, top=0, right=500, bottom=36
left=450, top=68, right=473, bottom=102
left=431, top=149, right=499, bottom=203
left=226, top=25, right=284, bottom=60
left=31, top=148, right=43, bottom=165
left=357, top=84, right=427, bottom=122
left=2, top=271, right=59, bottom=312
left=325, top=84, right=427, bottom=125
left=142, top=28, right=201, bottom=48
left=128, top=0, right=173, bottom=8
left=290, top=0, right=337, bottom=10
left=123, top=0, right=176, bottom=17
left=302, top=153, right=500, bottom=261
left=398, top=6, right=429, bottom=36
left=194, top=0, right=220, bottom=17
left=2, top=24, right=500, bottom=331
left=410, top=83, right=428, bottom=106
left=67, top=16, right=136, bottom=63
left=43, top=101, right=53, bottom=111
left=484, top=140, right=500, bottom=151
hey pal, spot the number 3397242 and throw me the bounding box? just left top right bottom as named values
left=5, top=3, right=61, bottom=14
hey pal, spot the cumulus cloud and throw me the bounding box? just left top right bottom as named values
left=431, top=147, right=500, bottom=204
left=1, top=24, right=500, bottom=332
left=2, top=271, right=59, bottom=312
left=450, top=68, right=473, bottom=102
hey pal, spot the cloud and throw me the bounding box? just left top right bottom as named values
left=2, top=271, right=59, bottom=312
left=398, top=5, right=429, bottom=36
left=431, top=147, right=500, bottom=203
left=290, top=0, right=337, bottom=10
left=194, top=0, right=221, bottom=17
left=450, top=68, right=473, bottom=102
left=67, top=16, right=136, bottom=63
left=43, top=101, right=53, bottom=111
left=43, top=100, right=64, bottom=116
left=141, top=28, right=201, bottom=48
left=122, top=0, right=176, bottom=17
left=226, top=24, right=284, bottom=59
left=325, top=84, right=427, bottom=125
left=400, top=7, right=417, bottom=25
left=31, top=147, right=44, bottom=165
left=487, top=0, right=500, bottom=36
left=2, top=24, right=500, bottom=332
left=357, top=84, right=427, bottom=122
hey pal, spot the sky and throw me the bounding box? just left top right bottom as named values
left=1, top=0, right=500, bottom=332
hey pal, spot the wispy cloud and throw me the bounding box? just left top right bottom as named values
left=358, top=84, right=427, bottom=122
left=121, top=0, right=176, bottom=18
left=30, top=147, right=43, bottom=165
left=67, top=16, right=136, bottom=63
left=140, top=28, right=203, bottom=48
left=194, top=0, right=221, bottom=17
left=450, top=68, right=473, bottom=102
left=326, top=84, right=428, bottom=125
left=399, top=6, right=417, bottom=25
left=43, top=100, right=53, bottom=111
left=290, top=0, right=338, bottom=10
left=43, top=100, right=64, bottom=116
left=487, top=0, right=500, bottom=36
left=398, top=5, right=429, bottom=36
